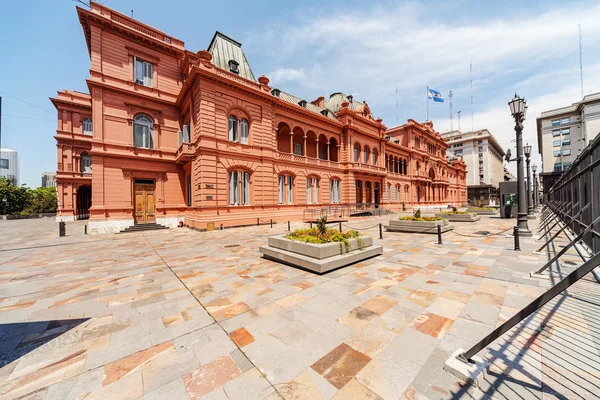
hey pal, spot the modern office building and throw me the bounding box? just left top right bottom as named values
left=41, top=172, right=57, bottom=188
left=0, top=148, right=19, bottom=186
left=536, top=92, right=600, bottom=195
left=440, top=129, right=505, bottom=206
left=51, top=2, right=467, bottom=233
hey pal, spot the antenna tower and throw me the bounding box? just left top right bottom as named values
left=470, top=62, right=474, bottom=132
left=457, top=110, right=461, bottom=131
left=579, top=22, right=584, bottom=98
left=449, top=90, right=453, bottom=131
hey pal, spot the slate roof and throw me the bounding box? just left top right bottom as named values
left=207, top=32, right=256, bottom=82
left=273, top=90, right=336, bottom=119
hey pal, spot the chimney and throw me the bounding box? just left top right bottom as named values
left=311, top=96, right=325, bottom=108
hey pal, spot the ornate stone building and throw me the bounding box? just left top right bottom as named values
left=51, top=2, right=467, bottom=233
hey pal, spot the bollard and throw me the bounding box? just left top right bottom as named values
left=513, top=226, right=520, bottom=251
left=59, top=221, right=66, bottom=237
left=220, top=223, right=223, bottom=230
left=437, top=224, right=443, bottom=245
left=339, top=222, right=342, bottom=232
left=310, top=222, right=313, bottom=229
left=288, top=221, right=290, bottom=231
left=84, top=224, right=88, bottom=235
left=270, top=219, right=273, bottom=228
left=379, top=223, right=383, bottom=239
left=257, top=217, right=260, bottom=226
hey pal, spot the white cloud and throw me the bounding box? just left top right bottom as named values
left=268, top=67, right=307, bottom=84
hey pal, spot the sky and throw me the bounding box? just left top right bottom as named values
left=1, top=0, right=599, bottom=187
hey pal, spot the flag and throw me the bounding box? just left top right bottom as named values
left=428, top=88, right=444, bottom=103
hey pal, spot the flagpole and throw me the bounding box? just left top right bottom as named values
left=426, top=86, right=429, bottom=121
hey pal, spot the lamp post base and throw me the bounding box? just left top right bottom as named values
left=518, top=227, right=533, bottom=237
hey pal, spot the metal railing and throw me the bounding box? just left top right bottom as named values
left=302, top=203, right=393, bottom=220
left=454, top=133, right=600, bottom=366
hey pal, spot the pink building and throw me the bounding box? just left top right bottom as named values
left=51, top=2, right=467, bottom=234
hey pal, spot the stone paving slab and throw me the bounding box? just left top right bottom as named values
left=0, top=215, right=598, bottom=399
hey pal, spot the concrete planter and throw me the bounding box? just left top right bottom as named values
left=467, top=209, right=498, bottom=215
left=435, top=213, right=480, bottom=222
left=259, top=234, right=382, bottom=274
left=386, top=219, right=454, bottom=234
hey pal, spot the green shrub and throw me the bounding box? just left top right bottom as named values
left=285, top=226, right=362, bottom=254
left=398, top=216, right=444, bottom=222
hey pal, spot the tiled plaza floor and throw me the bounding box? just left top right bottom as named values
left=0, top=214, right=599, bottom=399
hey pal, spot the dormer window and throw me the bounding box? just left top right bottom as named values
left=228, top=60, right=239, bottom=74
left=363, top=109, right=368, bottom=117
left=271, top=88, right=281, bottom=97
left=320, top=110, right=328, bottom=116
left=298, top=100, right=307, bottom=108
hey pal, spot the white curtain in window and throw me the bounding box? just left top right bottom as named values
left=144, top=62, right=153, bottom=86
left=336, top=180, right=340, bottom=203
left=242, top=172, right=250, bottom=205
left=134, top=57, right=144, bottom=84
left=314, top=179, right=319, bottom=203
left=287, top=176, right=293, bottom=203
left=82, top=118, right=92, bottom=135
left=364, top=149, right=368, bottom=164
left=330, top=180, right=334, bottom=203
left=354, top=146, right=359, bottom=162
left=306, top=178, right=312, bottom=204
left=372, top=152, right=377, bottom=165
left=395, top=186, right=399, bottom=201
left=278, top=176, right=284, bottom=204
left=387, top=184, right=391, bottom=201
left=229, top=171, right=239, bottom=205
left=240, top=119, right=249, bottom=144
left=228, top=116, right=238, bottom=142
left=133, top=114, right=154, bottom=149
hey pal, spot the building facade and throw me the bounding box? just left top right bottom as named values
left=51, top=2, right=467, bottom=233
left=41, top=172, right=57, bottom=188
left=440, top=129, right=505, bottom=206
left=0, top=148, right=19, bottom=186
left=536, top=92, right=600, bottom=195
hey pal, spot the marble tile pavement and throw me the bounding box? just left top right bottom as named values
left=0, top=214, right=598, bottom=399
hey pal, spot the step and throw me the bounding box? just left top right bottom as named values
left=118, top=223, right=170, bottom=233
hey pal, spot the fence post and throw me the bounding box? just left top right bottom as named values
left=339, top=222, right=342, bottom=232
left=257, top=217, right=260, bottom=226
left=513, top=226, right=520, bottom=251
left=310, top=222, right=313, bottom=229
left=437, top=224, right=442, bottom=245
left=84, top=224, right=88, bottom=235
left=379, top=223, right=383, bottom=239
left=220, top=223, right=223, bottom=230
left=270, top=219, right=273, bottom=228
left=288, top=221, right=290, bottom=231
left=59, top=221, right=66, bottom=237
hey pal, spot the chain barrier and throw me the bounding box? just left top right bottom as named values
left=446, top=226, right=514, bottom=238
left=342, top=223, right=383, bottom=231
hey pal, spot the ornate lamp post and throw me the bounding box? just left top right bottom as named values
left=524, top=143, right=535, bottom=218
left=508, top=94, right=532, bottom=236
left=531, top=164, right=539, bottom=210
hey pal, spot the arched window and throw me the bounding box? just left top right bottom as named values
left=81, top=153, right=92, bottom=174
left=372, top=150, right=378, bottom=165
left=353, top=145, right=360, bottom=162
left=278, top=174, right=294, bottom=204
left=133, top=114, right=154, bottom=149
left=228, top=116, right=238, bottom=142
left=240, top=119, right=249, bottom=144
left=387, top=183, right=391, bottom=202
left=229, top=170, right=250, bottom=205
left=363, top=147, right=369, bottom=164
left=82, top=118, right=93, bottom=135
left=329, top=179, right=341, bottom=203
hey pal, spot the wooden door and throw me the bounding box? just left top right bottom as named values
left=134, top=183, right=156, bottom=223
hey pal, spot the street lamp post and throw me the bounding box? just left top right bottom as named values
left=508, top=94, right=532, bottom=236
left=524, top=143, right=535, bottom=218
left=531, top=164, right=539, bottom=210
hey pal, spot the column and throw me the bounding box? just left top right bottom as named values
left=315, top=138, right=319, bottom=159
left=303, top=135, right=307, bottom=156
left=289, top=132, right=294, bottom=154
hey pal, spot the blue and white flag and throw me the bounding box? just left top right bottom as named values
left=428, top=88, right=444, bottom=103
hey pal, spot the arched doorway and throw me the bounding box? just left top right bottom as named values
left=365, top=181, right=372, bottom=204
left=329, top=137, right=339, bottom=162
left=355, top=180, right=363, bottom=204
left=76, top=185, right=92, bottom=220
left=374, top=182, right=380, bottom=206
left=416, top=186, right=421, bottom=203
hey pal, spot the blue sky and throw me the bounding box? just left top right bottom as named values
left=1, top=0, right=599, bottom=186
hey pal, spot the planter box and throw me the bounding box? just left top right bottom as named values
left=386, top=219, right=454, bottom=234
left=467, top=209, right=498, bottom=215
left=259, top=235, right=382, bottom=274
left=435, top=213, right=480, bottom=222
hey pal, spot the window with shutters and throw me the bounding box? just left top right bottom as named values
left=134, top=57, right=153, bottom=87
left=279, top=175, right=294, bottom=204
left=329, top=179, right=340, bottom=203
left=228, top=170, right=250, bottom=206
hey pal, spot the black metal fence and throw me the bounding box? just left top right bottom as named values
left=545, top=133, right=600, bottom=255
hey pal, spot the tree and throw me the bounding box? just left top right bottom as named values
left=22, top=187, right=58, bottom=214
left=0, top=178, right=30, bottom=215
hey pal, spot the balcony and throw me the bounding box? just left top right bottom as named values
left=351, top=163, right=387, bottom=176
left=277, top=152, right=339, bottom=168
left=176, top=142, right=194, bottom=164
